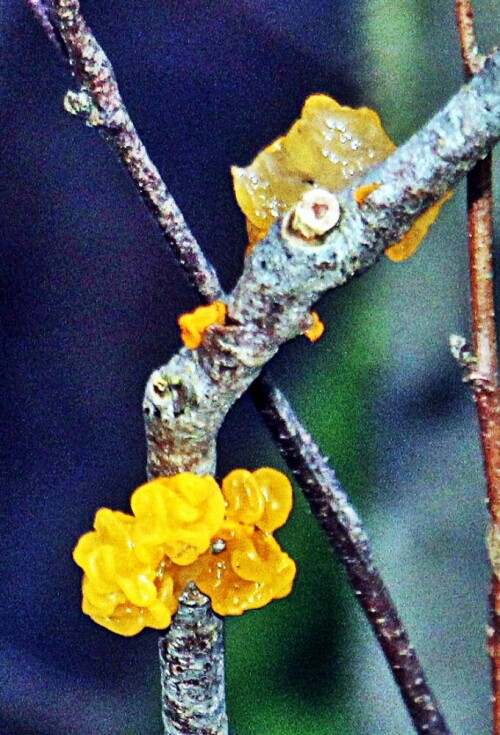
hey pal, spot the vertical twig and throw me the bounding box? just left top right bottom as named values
left=158, top=585, right=228, bottom=735
left=455, top=0, right=485, bottom=76
left=26, top=0, right=66, bottom=54
left=251, top=374, right=452, bottom=735
left=454, top=3, right=500, bottom=733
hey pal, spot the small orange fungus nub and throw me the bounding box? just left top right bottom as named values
left=304, top=311, right=325, bottom=342
left=385, top=192, right=453, bottom=262
left=178, top=301, right=227, bottom=349
left=73, top=467, right=296, bottom=635
left=354, top=182, right=382, bottom=204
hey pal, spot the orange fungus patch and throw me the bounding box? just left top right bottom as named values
left=304, top=311, right=325, bottom=342
left=178, top=301, right=227, bottom=349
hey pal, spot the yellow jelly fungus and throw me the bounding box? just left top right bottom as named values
left=73, top=508, right=179, bottom=636
left=250, top=467, right=294, bottom=533
left=222, top=469, right=266, bottom=526
left=385, top=192, right=453, bottom=262
left=178, top=301, right=227, bottom=350
left=353, top=181, right=382, bottom=204
left=304, top=311, right=325, bottom=343
left=74, top=468, right=296, bottom=635
left=196, top=530, right=296, bottom=616
left=232, top=94, right=395, bottom=247
left=232, top=93, right=450, bottom=261
left=131, top=474, right=226, bottom=566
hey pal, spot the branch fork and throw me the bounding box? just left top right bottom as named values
left=27, top=2, right=500, bottom=734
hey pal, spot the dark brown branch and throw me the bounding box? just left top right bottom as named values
left=251, top=374, right=451, bottom=735
left=454, top=7, right=500, bottom=734
left=26, top=0, right=66, bottom=55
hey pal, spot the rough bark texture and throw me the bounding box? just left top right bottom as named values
left=144, top=50, right=500, bottom=479
left=158, top=585, right=228, bottom=735
left=251, top=375, right=451, bottom=735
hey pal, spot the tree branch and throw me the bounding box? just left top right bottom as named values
left=158, top=585, right=228, bottom=735
left=455, top=0, right=485, bottom=76
left=30, top=3, right=500, bottom=733
left=50, top=0, right=223, bottom=303
left=26, top=0, right=66, bottom=55
left=250, top=374, right=451, bottom=735
left=454, top=5, right=500, bottom=734
left=144, top=51, right=500, bottom=478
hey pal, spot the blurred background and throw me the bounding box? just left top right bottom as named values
left=1, top=0, right=499, bottom=733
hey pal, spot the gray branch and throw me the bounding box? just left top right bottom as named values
left=29, top=3, right=500, bottom=733
left=158, top=585, right=228, bottom=735
left=144, top=51, right=500, bottom=479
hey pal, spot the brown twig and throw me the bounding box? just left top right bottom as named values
left=26, top=0, right=66, bottom=55
left=469, top=129, right=500, bottom=735
left=50, top=0, right=223, bottom=303
left=455, top=0, right=485, bottom=76
left=454, top=4, right=500, bottom=733
left=251, top=374, right=451, bottom=735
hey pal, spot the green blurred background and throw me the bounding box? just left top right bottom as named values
left=0, top=1, right=498, bottom=733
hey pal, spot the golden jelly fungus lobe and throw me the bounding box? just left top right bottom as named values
left=73, top=468, right=296, bottom=635
left=196, top=530, right=296, bottom=616
left=222, top=467, right=294, bottom=531
left=232, top=93, right=450, bottom=261
left=304, top=311, right=325, bottom=343
left=384, top=192, right=453, bottom=262
left=232, top=94, right=395, bottom=246
left=353, top=182, right=382, bottom=203
left=222, top=469, right=266, bottom=525
left=178, top=301, right=227, bottom=349
left=73, top=508, right=178, bottom=636
left=131, top=474, right=226, bottom=566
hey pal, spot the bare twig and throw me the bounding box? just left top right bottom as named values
left=51, top=0, right=222, bottom=303
left=26, top=0, right=66, bottom=55
left=251, top=374, right=451, bottom=735
left=455, top=0, right=485, bottom=76
left=454, top=6, right=500, bottom=734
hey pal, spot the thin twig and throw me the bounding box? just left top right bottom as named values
left=455, top=0, right=485, bottom=76
left=454, top=6, right=500, bottom=733
left=26, top=0, right=66, bottom=55
left=251, top=374, right=451, bottom=735
left=51, top=0, right=223, bottom=303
